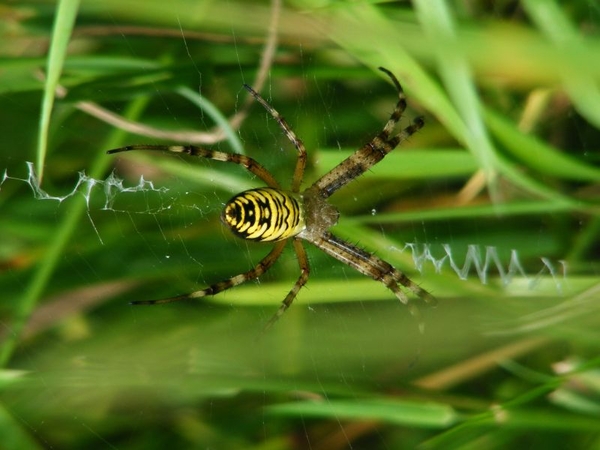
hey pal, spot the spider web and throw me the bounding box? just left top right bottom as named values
left=401, top=242, right=566, bottom=294
left=2, top=162, right=169, bottom=210
left=1, top=160, right=566, bottom=293
left=1, top=161, right=174, bottom=245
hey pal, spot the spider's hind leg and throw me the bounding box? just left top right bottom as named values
left=260, top=238, right=310, bottom=334
left=130, top=241, right=287, bottom=305
left=107, top=144, right=281, bottom=189
left=244, top=84, right=307, bottom=192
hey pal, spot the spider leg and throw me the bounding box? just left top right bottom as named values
left=261, top=238, right=310, bottom=333
left=308, top=67, right=423, bottom=199
left=303, top=231, right=435, bottom=332
left=130, top=240, right=287, bottom=305
left=107, top=144, right=280, bottom=189
left=244, top=84, right=307, bottom=192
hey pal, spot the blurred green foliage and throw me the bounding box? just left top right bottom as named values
left=1, top=0, right=599, bottom=448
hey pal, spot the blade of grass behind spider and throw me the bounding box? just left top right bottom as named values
left=322, top=2, right=580, bottom=209
left=0, top=97, right=148, bottom=367
left=175, top=85, right=245, bottom=155
left=37, top=0, right=81, bottom=182
left=523, top=0, right=600, bottom=128
left=413, top=0, right=501, bottom=200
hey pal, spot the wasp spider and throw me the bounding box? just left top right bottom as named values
left=108, top=67, right=435, bottom=332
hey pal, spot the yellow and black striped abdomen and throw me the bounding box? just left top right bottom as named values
left=221, top=188, right=305, bottom=242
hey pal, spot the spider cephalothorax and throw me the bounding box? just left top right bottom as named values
left=108, top=67, right=435, bottom=332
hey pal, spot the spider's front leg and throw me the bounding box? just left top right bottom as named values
left=302, top=231, right=435, bottom=332
left=309, top=67, right=424, bottom=199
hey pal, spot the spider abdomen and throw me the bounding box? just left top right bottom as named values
left=221, top=188, right=305, bottom=242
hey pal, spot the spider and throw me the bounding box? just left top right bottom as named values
left=108, top=67, right=435, bottom=332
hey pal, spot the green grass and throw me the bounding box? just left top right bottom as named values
left=1, top=0, right=600, bottom=448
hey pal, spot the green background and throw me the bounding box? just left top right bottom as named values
left=1, top=0, right=599, bottom=448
